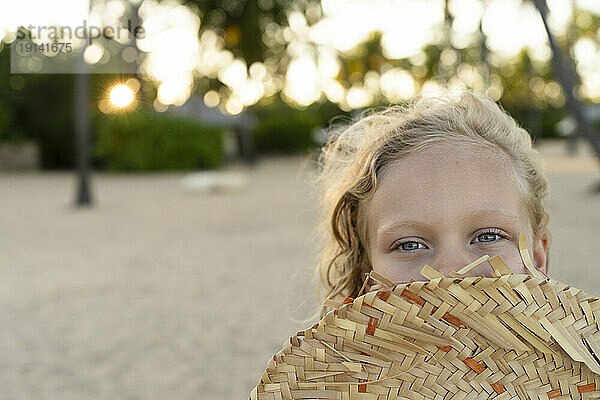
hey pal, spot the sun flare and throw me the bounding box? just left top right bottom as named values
left=109, top=84, right=134, bottom=108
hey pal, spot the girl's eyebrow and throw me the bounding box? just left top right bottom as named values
left=377, top=210, right=521, bottom=238
left=377, top=220, right=433, bottom=238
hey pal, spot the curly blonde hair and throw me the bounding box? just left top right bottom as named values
left=309, top=90, right=551, bottom=320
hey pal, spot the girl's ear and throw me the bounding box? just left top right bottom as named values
left=533, top=231, right=550, bottom=275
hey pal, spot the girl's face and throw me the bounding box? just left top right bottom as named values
left=362, top=142, right=549, bottom=289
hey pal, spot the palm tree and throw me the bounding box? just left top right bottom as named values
left=531, top=0, right=600, bottom=183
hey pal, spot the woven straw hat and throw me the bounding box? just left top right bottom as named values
left=250, top=233, right=600, bottom=400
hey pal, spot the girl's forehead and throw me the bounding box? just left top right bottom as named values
left=366, top=142, right=529, bottom=230
left=378, top=142, right=514, bottom=183
left=376, top=142, right=508, bottom=182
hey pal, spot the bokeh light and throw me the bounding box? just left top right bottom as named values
left=203, top=90, right=220, bottom=108
left=109, top=84, right=134, bottom=108
left=1, top=0, right=599, bottom=110
left=138, top=0, right=200, bottom=107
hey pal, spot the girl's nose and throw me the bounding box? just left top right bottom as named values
left=432, top=247, right=487, bottom=277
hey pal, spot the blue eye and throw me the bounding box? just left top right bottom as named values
left=474, top=230, right=505, bottom=243
left=394, top=241, right=427, bottom=252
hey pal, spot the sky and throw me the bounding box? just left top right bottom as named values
left=1, top=0, right=599, bottom=113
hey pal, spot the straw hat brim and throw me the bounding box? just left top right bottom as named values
left=250, top=234, right=600, bottom=400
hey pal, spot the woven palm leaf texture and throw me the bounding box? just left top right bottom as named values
left=250, top=233, right=600, bottom=400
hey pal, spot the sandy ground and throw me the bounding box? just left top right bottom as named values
left=0, top=138, right=599, bottom=400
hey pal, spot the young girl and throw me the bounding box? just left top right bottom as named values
left=311, top=89, right=551, bottom=320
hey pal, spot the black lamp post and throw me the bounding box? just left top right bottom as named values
left=74, top=38, right=92, bottom=206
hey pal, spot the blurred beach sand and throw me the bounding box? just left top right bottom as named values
left=0, top=139, right=598, bottom=400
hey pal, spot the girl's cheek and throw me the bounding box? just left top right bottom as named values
left=490, top=249, right=527, bottom=274
left=508, top=255, right=528, bottom=274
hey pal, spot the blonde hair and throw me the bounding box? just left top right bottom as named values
left=310, top=90, right=551, bottom=320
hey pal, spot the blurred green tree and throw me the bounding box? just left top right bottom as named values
left=531, top=0, right=600, bottom=168
left=2, top=0, right=600, bottom=166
